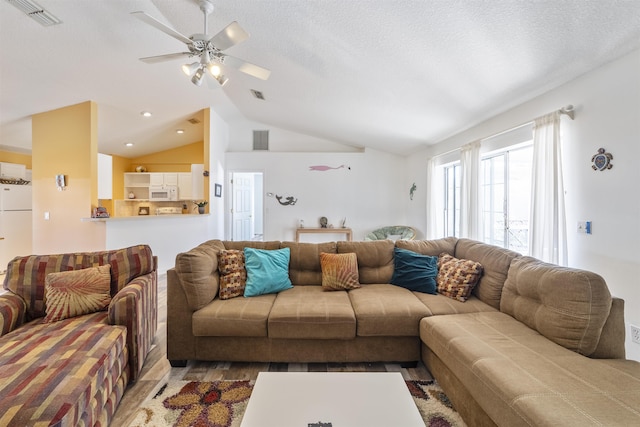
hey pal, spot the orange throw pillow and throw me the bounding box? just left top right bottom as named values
left=44, top=265, right=112, bottom=322
left=320, top=252, right=361, bottom=291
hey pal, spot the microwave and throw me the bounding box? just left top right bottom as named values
left=149, top=185, right=178, bottom=201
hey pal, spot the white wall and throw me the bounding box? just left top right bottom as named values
left=207, top=108, right=229, bottom=239
left=226, top=149, right=407, bottom=242
left=406, top=49, right=640, bottom=361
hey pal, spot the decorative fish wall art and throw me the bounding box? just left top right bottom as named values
left=309, top=165, right=351, bottom=171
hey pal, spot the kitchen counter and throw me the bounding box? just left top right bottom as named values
left=84, top=213, right=211, bottom=273
left=82, top=213, right=206, bottom=222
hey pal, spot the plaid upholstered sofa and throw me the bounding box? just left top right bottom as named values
left=0, top=244, right=157, bottom=427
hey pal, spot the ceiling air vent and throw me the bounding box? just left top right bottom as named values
left=6, top=0, right=62, bottom=26
left=250, top=89, right=265, bottom=100
left=187, top=117, right=201, bottom=125
left=253, top=130, right=269, bottom=151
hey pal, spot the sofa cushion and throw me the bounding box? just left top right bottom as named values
left=348, top=284, right=430, bottom=336
left=223, top=241, right=282, bottom=251
left=436, top=253, right=483, bottom=302
left=0, top=312, right=128, bottom=427
left=175, top=240, right=225, bottom=311
left=337, top=240, right=394, bottom=284
left=192, top=293, right=277, bottom=337
left=320, top=252, right=361, bottom=291
left=244, top=247, right=293, bottom=297
left=395, top=237, right=458, bottom=257
left=421, top=312, right=640, bottom=426
left=413, top=292, right=497, bottom=315
left=391, top=247, right=438, bottom=294
left=281, top=241, right=337, bottom=285
left=455, top=238, right=520, bottom=310
left=217, top=249, right=247, bottom=300
left=268, top=286, right=356, bottom=339
left=43, top=265, right=112, bottom=322
left=501, top=256, right=612, bottom=356
left=3, top=245, right=154, bottom=320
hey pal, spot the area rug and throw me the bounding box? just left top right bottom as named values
left=130, top=379, right=466, bottom=427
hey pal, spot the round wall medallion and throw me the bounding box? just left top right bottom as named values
left=591, top=148, right=613, bottom=171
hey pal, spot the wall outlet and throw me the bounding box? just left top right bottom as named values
left=631, top=325, right=640, bottom=344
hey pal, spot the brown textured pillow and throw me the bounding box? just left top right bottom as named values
left=320, top=252, right=361, bottom=291
left=43, top=265, right=112, bottom=323
left=436, top=253, right=483, bottom=302
left=217, top=249, right=247, bottom=299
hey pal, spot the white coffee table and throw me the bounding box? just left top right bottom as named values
left=240, top=372, right=425, bottom=427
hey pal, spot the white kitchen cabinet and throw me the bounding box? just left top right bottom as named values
left=164, top=173, right=178, bottom=186
left=191, top=164, right=204, bottom=200
left=124, top=173, right=151, bottom=200
left=98, top=153, right=112, bottom=199
left=178, top=173, right=192, bottom=200
left=149, top=173, right=164, bottom=186
left=0, top=162, right=26, bottom=180
left=149, top=172, right=178, bottom=186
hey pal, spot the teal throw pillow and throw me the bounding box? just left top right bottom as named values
left=243, top=247, right=293, bottom=297
left=391, top=247, right=438, bottom=294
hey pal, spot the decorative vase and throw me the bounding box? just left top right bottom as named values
left=198, top=206, right=205, bottom=214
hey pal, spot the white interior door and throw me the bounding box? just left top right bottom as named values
left=232, top=173, right=255, bottom=241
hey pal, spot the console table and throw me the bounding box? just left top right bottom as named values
left=295, top=227, right=352, bottom=242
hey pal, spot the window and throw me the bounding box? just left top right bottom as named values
left=442, top=143, right=533, bottom=254
left=481, top=144, right=533, bottom=254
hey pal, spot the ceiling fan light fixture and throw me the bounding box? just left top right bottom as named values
left=182, top=62, right=199, bottom=76
left=191, top=67, right=206, bottom=86
left=216, top=75, right=229, bottom=87
left=207, top=62, right=222, bottom=77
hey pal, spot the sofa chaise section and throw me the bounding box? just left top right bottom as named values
left=421, top=254, right=640, bottom=426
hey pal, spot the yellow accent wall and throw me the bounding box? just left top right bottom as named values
left=31, top=101, right=105, bottom=253
left=0, top=151, right=32, bottom=169
left=128, top=141, right=204, bottom=172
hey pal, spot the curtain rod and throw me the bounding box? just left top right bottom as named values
left=432, top=105, right=575, bottom=158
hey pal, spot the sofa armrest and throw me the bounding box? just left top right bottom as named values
left=108, top=269, right=158, bottom=382
left=0, top=293, right=27, bottom=337
left=166, top=268, right=197, bottom=365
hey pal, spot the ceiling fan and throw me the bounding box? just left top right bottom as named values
left=132, top=0, right=270, bottom=88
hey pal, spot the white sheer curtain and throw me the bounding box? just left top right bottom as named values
left=426, top=157, right=440, bottom=239
left=529, top=111, right=567, bottom=265
left=459, top=141, right=481, bottom=239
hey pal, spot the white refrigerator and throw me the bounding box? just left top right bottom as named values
left=0, top=185, right=32, bottom=273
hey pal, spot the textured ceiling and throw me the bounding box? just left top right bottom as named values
left=1, top=0, right=640, bottom=157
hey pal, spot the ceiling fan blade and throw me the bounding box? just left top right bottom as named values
left=222, top=54, right=271, bottom=80
left=209, top=21, right=249, bottom=51
left=131, top=11, right=193, bottom=45
left=139, top=52, right=191, bottom=64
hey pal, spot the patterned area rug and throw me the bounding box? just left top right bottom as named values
left=130, top=379, right=466, bottom=427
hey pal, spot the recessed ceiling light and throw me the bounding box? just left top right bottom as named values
left=124, top=142, right=134, bottom=147
left=176, top=129, right=185, bottom=134
left=141, top=111, right=152, bottom=117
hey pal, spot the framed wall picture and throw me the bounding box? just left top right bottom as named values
left=215, top=183, right=222, bottom=198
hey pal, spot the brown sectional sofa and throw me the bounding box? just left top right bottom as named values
left=0, top=245, right=157, bottom=427
left=168, top=238, right=640, bottom=426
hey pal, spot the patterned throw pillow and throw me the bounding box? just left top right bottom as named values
left=320, top=252, right=361, bottom=291
left=436, top=253, right=483, bottom=302
left=43, top=265, right=112, bottom=323
left=217, top=249, right=247, bottom=300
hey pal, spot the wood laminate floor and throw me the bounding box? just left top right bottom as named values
left=112, top=274, right=434, bottom=426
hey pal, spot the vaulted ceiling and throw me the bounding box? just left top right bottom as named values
left=2, top=0, right=640, bottom=158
